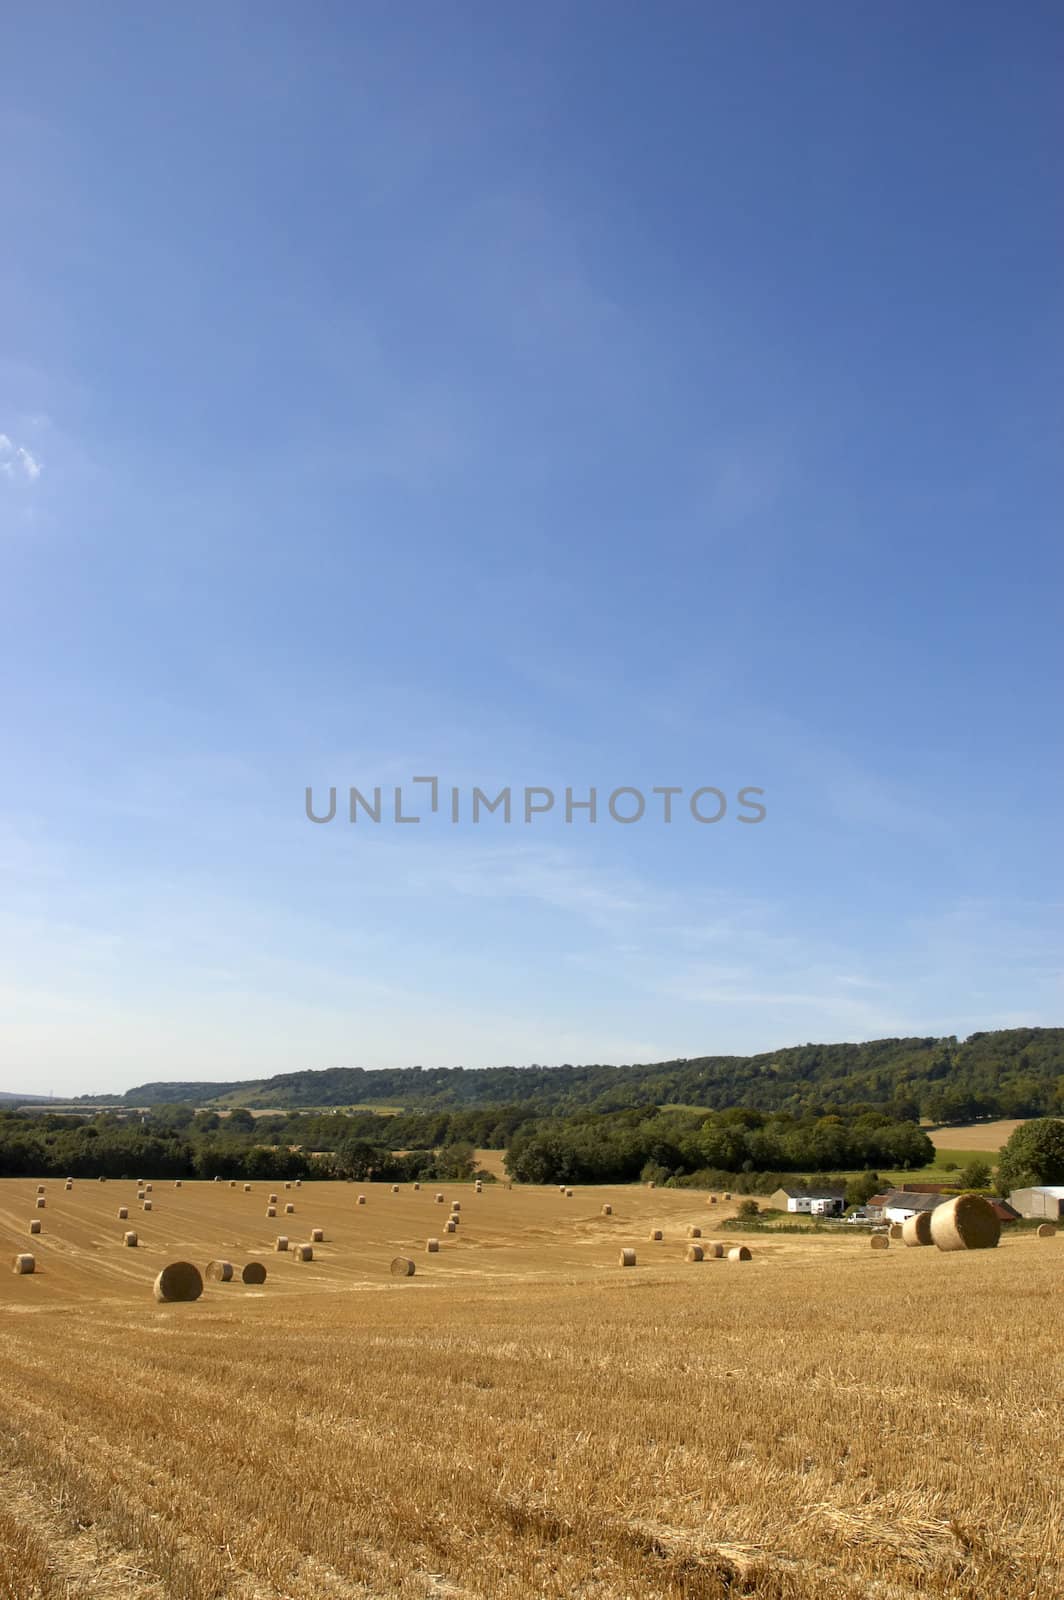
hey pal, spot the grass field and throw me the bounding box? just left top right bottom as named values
left=1, top=1176, right=1060, bottom=1600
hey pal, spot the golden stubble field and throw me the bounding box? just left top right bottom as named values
left=1, top=1177, right=1061, bottom=1600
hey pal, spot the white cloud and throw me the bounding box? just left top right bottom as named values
left=0, top=433, right=42, bottom=481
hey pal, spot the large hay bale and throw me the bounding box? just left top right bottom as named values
left=888, top=1222, right=903, bottom=1239
left=649, top=1228, right=663, bottom=1241
left=29, top=1220, right=42, bottom=1235
left=35, top=1197, right=45, bottom=1209
left=275, top=1236, right=289, bottom=1252
left=931, top=1193, right=1000, bottom=1251
left=869, top=1234, right=889, bottom=1250
left=284, top=1203, right=295, bottom=1214
left=13, top=1253, right=35, bottom=1275
left=707, top=1242, right=725, bottom=1258
left=241, top=1261, right=267, bottom=1284
left=618, top=1247, right=637, bottom=1266
left=153, top=1262, right=203, bottom=1303
left=390, top=1256, right=415, bottom=1277
left=310, top=1227, right=324, bottom=1242
left=687, top=1225, right=702, bottom=1238
left=445, top=1219, right=457, bottom=1233
left=602, top=1204, right=613, bottom=1216
left=124, top=1231, right=138, bottom=1247
left=685, top=1243, right=704, bottom=1262
left=426, top=1237, right=440, bottom=1252
left=205, top=1260, right=233, bottom=1282
left=293, top=1244, right=313, bottom=1262
left=728, top=1245, right=752, bottom=1261
left=1036, top=1223, right=1056, bottom=1238
left=902, top=1211, right=933, bottom=1247
left=117, top=1206, right=128, bottom=1219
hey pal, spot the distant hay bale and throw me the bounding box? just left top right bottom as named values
left=649, top=1228, right=663, bottom=1241
left=708, top=1196, right=718, bottom=1205
left=449, top=1212, right=460, bottom=1225
left=357, top=1195, right=366, bottom=1206
left=99, top=1176, right=107, bottom=1183
left=295, top=1179, right=302, bottom=1188
left=451, top=1201, right=461, bottom=1212
left=888, top=1222, right=904, bottom=1239
left=931, top=1194, right=1001, bottom=1252
left=426, top=1237, right=439, bottom=1252
left=36, top=1186, right=44, bottom=1195
left=284, top=1182, right=291, bottom=1190
left=153, top=1262, right=203, bottom=1303
left=390, top=1256, right=415, bottom=1277
left=723, top=1192, right=732, bottom=1201
left=145, top=1184, right=153, bottom=1193
left=229, top=1181, right=236, bottom=1189
left=391, top=1184, right=399, bottom=1193
left=275, top=1236, right=289, bottom=1251
left=143, top=1200, right=152, bottom=1212
left=269, top=1193, right=278, bottom=1204
left=1036, top=1223, right=1056, bottom=1238
left=243, top=1184, right=251, bottom=1193
left=293, top=1244, right=313, bottom=1262
left=35, top=1197, right=45, bottom=1209
left=137, top=1191, right=145, bottom=1201
left=124, top=1231, right=138, bottom=1247
left=474, top=1182, right=483, bottom=1193
left=205, top=1260, right=233, bottom=1282
left=558, top=1185, right=566, bottom=1193
left=707, top=1242, right=725, bottom=1258
left=13, top=1253, right=35, bottom=1275
left=902, top=1211, right=933, bottom=1247
left=646, top=1180, right=655, bottom=1189
left=687, top=1225, right=702, bottom=1238
left=266, top=1206, right=276, bottom=1218
left=310, top=1227, right=324, bottom=1242
left=413, top=1182, right=421, bottom=1191
left=29, top=1220, right=41, bottom=1235
left=685, top=1244, right=704, bottom=1262
left=602, top=1204, right=613, bottom=1216
left=117, top=1206, right=128, bottom=1219
left=284, top=1202, right=295, bottom=1214
left=444, top=1219, right=457, bottom=1233
left=728, top=1245, right=752, bottom=1261
left=65, top=1181, right=73, bottom=1191
left=175, top=1180, right=182, bottom=1188
left=435, top=1193, right=445, bottom=1203
left=869, top=1234, right=890, bottom=1250
left=241, top=1261, right=267, bottom=1284
left=565, top=1189, right=573, bottom=1198
left=619, top=1247, right=637, bottom=1266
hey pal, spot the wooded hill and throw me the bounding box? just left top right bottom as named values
left=81, top=1027, right=1063, bottom=1121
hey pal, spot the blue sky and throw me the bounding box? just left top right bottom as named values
left=2, top=3, right=1061, bottom=1095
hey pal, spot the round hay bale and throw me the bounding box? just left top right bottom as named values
left=175, top=1180, right=182, bottom=1188
left=558, top=1185, right=566, bottom=1194
left=266, top=1206, right=276, bottom=1218
left=444, top=1219, right=457, bottom=1233
left=284, top=1182, right=291, bottom=1190
left=649, top=1228, right=663, bottom=1241
left=229, top=1181, right=236, bottom=1189
left=413, top=1182, right=421, bottom=1191
left=268, top=1193, right=278, bottom=1204
left=275, top=1236, right=289, bottom=1252
left=451, top=1201, right=461, bottom=1212
left=619, top=1247, right=637, bottom=1266
left=124, top=1231, right=138, bottom=1247
left=602, top=1204, right=613, bottom=1216
left=723, top=1191, right=732, bottom=1201
left=35, top=1197, right=45, bottom=1209
left=435, top=1193, right=445, bottom=1203
left=888, top=1222, right=904, bottom=1239
left=205, top=1260, right=233, bottom=1282
left=65, top=1181, right=73, bottom=1191
left=709, top=1196, right=718, bottom=1205
left=474, top=1183, right=483, bottom=1193
left=99, top=1176, right=107, bottom=1183
left=1036, top=1223, right=1056, bottom=1238
left=284, top=1203, right=295, bottom=1214
left=930, top=1194, right=1000, bottom=1252
left=728, top=1245, right=753, bottom=1261
left=145, top=1184, right=153, bottom=1193
left=137, top=1191, right=145, bottom=1201
left=310, top=1227, right=324, bottom=1242
left=36, top=1185, right=45, bottom=1195
left=357, top=1195, right=366, bottom=1206
left=391, top=1184, right=399, bottom=1193
left=293, top=1244, right=313, bottom=1262
left=707, top=1241, right=725, bottom=1258
left=117, top=1206, right=129, bottom=1219
left=295, top=1179, right=302, bottom=1188
left=241, top=1261, right=267, bottom=1285
left=902, top=1211, right=933, bottom=1247
left=565, top=1189, right=573, bottom=1197
left=390, top=1256, right=415, bottom=1277
left=153, top=1262, right=203, bottom=1303
left=29, top=1219, right=42, bottom=1235
left=869, top=1234, right=889, bottom=1250
left=243, top=1184, right=251, bottom=1193
left=13, top=1253, right=35, bottom=1275
left=143, top=1200, right=153, bottom=1212
left=687, top=1225, right=702, bottom=1238
left=426, top=1237, right=439, bottom=1252
left=685, top=1243, right=704, bottom=1262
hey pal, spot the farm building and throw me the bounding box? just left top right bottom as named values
left=1008, top=1186, right=1064, bottom=1220
left=768, top=1185, right=846, bottom=1216
left=882, top=1189, right=947, bottom=1225
left=988, top=1198, right=1020, bottom=1225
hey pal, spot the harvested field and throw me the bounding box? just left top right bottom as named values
left=0, top=1176, right=1060, bottom=1599
left=929, top=1119, right=1026, bottom=1151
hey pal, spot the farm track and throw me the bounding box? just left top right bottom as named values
left=0, top=1179, right=1061, bottom=1599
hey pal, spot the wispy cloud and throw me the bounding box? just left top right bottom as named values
left=0, top=433, right=42, bottom=481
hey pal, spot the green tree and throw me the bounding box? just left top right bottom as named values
left=959, top=1159, right=992, bottom=1190
left=997, top=1118, right=1064, bottom=1189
